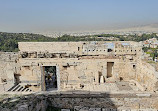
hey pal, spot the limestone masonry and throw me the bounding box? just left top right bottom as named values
left=0, top=41, right=158, bottom=93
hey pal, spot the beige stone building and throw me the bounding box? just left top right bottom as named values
left=0, top=41, right=158, bottom=93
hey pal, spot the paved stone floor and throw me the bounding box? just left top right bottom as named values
left=77, top=82, right=140, bottom=93
left=0, top=81, right=149, bottom=94
left=116, top=82, right=133, bottom=91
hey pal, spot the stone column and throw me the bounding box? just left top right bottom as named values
left=56, top=65, right=60, bottom=91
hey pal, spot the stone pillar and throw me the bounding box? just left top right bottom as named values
left=56, top=65, right=60, bottom=91
left=102, top=65, right=107, bottom=79
left=40, top=66, right=46, bottom=91
left=100, top=76, right=105, bottom=83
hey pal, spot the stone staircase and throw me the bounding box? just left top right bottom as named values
left=7, top=84, right=33, bottom=92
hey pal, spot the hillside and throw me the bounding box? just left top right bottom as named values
left=0, top=32, right=157, bottom=52
left=0, top=32, right=55, bottom=52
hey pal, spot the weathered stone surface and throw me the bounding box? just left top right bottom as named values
left=89, top=108, right=101, bottom=111
left=0, top=42, right=157, bottom=93
left=0, top=42, right=158, bottom=111
left=0, top=93, right=158, bottom=111
left=102, top=108, right=117, bottom=111
left=61, top=109, right=70, bottom=111
left=17, top=104, right=28, bottom=111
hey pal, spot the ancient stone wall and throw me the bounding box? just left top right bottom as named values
left=136, top=61, right=158, bottom=92
left=16, top=41, right=158, bottom=92
left=0, top=42, right=156, bottom=93
left=0, top=52, right=18, bottom=92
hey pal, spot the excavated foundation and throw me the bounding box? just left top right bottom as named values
left=0, top=92, right=158, bottom=111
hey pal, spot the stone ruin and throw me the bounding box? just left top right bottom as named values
left=0, top=41, right=158, bottom=110
left=0, top=41, right=158, bottom=93
left=1, top=92, right=158, bottom=111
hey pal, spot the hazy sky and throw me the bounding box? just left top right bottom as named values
left=0, top=0, right=158, bottom=33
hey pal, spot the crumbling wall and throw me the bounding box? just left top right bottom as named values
left=18, top=63, right=42, bottom=91
left=136, top=61, right=158, bottom=92
left=60, top=59, right=120, bottom=90
left=16, top=42, right=158, bottom=92
left=0, top=52, right=18, bottom=92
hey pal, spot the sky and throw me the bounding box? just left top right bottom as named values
left=0, top=0, right=158, bottom=33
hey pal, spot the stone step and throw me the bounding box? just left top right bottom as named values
left=7, top=84, right=33, bottom=92
left=8, top=84, right=17, bottom=91
left=12, top=85, right=20, bottom=91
